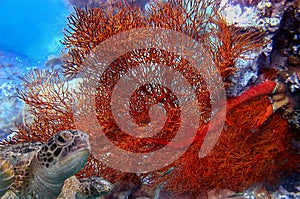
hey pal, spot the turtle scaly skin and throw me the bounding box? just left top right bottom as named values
left=0, top=157, right=14, bottom=197
left=0, top=130, right=112, bottom=199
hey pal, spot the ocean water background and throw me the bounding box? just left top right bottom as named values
left=0, top=0, right=72, bottom=139
left=0, top=0, right=71, bottom=60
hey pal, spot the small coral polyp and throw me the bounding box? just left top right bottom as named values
left=8, top=0, right=299, bottom=198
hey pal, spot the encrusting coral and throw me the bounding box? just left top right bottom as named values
left=2, top=0, right=299, bottom=198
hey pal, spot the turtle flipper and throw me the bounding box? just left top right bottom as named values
left=75, top=177, right=113, bottom=199
left=0, top=157, right=14, bottom=197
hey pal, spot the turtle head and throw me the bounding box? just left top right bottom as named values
left=36, top=130, right=90, bottom=180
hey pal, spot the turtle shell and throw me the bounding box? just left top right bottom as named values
left=0, top=142, right=42, bottom=195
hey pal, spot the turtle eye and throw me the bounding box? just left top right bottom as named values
left=55, top=130, right=73, bottom=145
left=57, top=135, right=66, bottom=144
left=56, top=135, right=67, bottom=146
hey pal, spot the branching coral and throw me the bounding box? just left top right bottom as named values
left=4, top=69, right=76, bottom=144
left=207, top=17, right=266, bottom=83
left=66, top=0, right=151, bottom=9
left=62, top=2, right=144, bottom=77
left=5, top=0, right=299, bottom=198
left=61, top=0, right=264, bottom=82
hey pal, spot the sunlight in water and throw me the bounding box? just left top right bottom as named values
left=0, top=0, right=70, bottom=61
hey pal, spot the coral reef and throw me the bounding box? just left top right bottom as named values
left=0, top=50, right=31, bottom=139
left=243, top=183, right=300, bottom=199
left=61, top=0, right=265, bottom=87
left=258, top=0, right=300, bottom=70
left=152, top=96, right=299, bottom=197
left=66, top=0, right=151, bottom=10
left=3, top=0, right=299, bottom=198
left=220, top=0, right=300, bottom=97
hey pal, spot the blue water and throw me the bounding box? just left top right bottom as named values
left=0, top=0, right=71, bottom=62
left=0, top=0, right=72, bottom=139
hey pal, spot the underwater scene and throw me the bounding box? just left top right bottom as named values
left=0, top=0, right=299, bottom=198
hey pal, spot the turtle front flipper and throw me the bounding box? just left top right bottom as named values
left=0, top=157, right=14, bottom=197
left=75, top=177, right=113, bottom=199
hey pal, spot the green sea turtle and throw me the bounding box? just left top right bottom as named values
left=0, top=130, right=112, bottom=199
